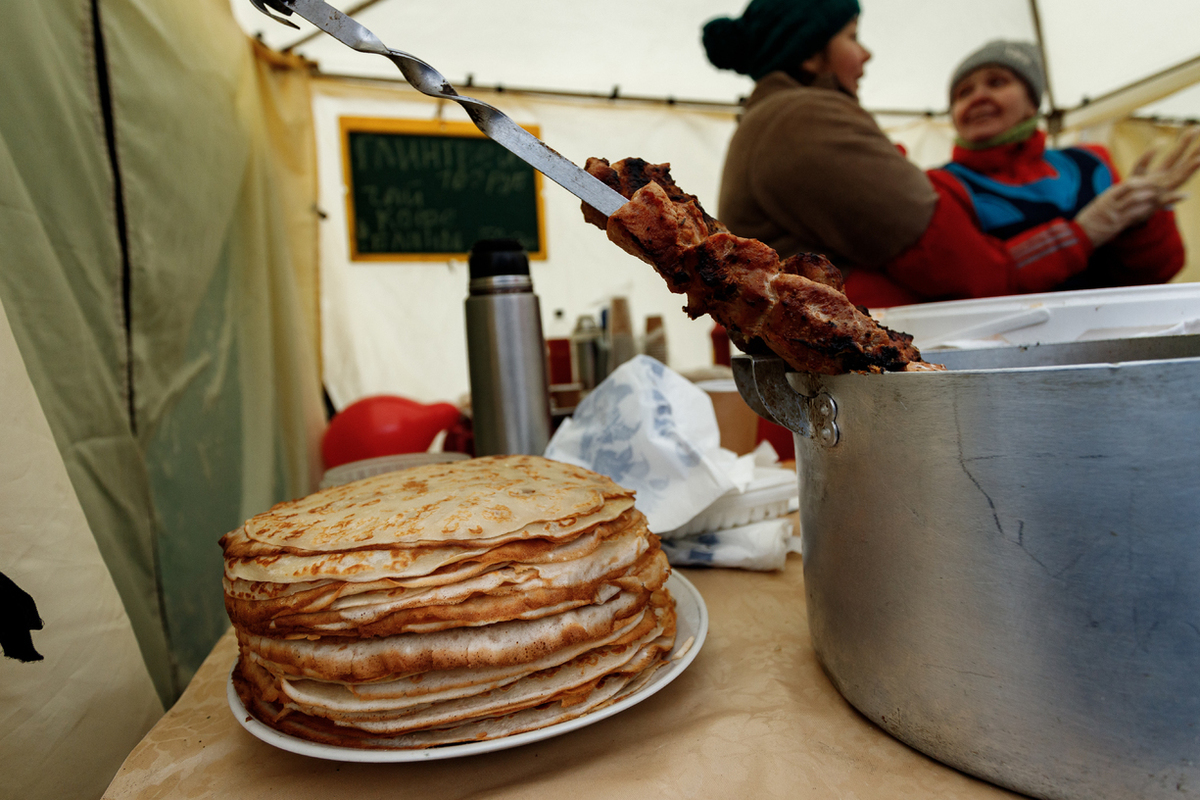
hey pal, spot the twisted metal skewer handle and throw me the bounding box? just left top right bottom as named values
left=251, top=0, right=626, bottom=217
left=249, top=0, right=299, bottom=29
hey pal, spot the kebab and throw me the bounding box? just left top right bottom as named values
left=582, top=157, right=941, bottom=374
left=246, top=0, right=933, bottom=376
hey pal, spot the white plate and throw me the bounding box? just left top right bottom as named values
left=227, top=571, right=708, bottom=762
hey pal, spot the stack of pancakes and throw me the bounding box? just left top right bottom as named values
left=221, top=454, right=676, bottom=749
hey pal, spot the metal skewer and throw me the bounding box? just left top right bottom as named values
left=249, top=0, right=627, bottom=217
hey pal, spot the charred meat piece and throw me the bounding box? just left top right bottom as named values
left=780, top=252, right=844, bottom=293
left=582, top=157, right=936, bottom=374
left=583, top=157, right=727, bottom=237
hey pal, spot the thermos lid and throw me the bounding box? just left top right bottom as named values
left=468, top=239, right=529, bottom=280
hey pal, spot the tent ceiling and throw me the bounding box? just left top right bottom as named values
left=1149, top=82, right=1200, bottom=120
left=1039, top=0, right=1199, bottom=113
left=232, top=0, right=1200, bottom=119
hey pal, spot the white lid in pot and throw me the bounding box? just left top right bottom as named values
left=872, top=284, right=1200, bottom=352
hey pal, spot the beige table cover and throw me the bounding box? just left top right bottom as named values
left=104, top=559, right=1025, bottom=799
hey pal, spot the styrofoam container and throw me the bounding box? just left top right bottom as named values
left=872, top=284, right=1200, bottom=352
left=664, top=466, right=798, bottom=537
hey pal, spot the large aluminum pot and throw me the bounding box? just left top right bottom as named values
left=733, top=335, right=1200, bottom=800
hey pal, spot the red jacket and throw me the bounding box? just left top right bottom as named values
left=845, top=130, right=1185, bottom=308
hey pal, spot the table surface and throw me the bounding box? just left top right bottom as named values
left=103, top=556, right=1025, bottom=799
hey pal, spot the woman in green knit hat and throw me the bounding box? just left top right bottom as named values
left=705, top=6, right=1198, bottom=307
left=703, top=0, right=939, bottom=306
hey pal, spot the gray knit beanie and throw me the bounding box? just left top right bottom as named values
left=949, top=40, right=1045, bottom=107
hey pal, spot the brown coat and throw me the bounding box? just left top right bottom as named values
left=717, top=72, right=937, bottom=271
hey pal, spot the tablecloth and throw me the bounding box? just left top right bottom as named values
left=103, top=557, right=1024, bottom=799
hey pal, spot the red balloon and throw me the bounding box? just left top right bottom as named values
left=321, top=395, right=462, bottom=469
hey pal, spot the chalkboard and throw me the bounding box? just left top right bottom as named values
left=340, top=117, right=546, bottom=262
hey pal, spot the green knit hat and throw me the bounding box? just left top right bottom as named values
left=703, top=0, right=861, bottom=81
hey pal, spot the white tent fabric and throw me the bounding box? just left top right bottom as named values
left=233, top=0, right=1200, bottom=117
left=311, top=81, right=741, bottom=407
left=231, top=0, right=1200, bottom=409
left=0, top=296, right=162, bottom=800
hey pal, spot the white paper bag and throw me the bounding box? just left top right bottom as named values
left=545, top=355, right=744, bottom=533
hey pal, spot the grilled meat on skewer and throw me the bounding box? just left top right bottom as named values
left=583, top=157, right=938, bottom=374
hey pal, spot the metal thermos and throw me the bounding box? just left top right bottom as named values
left=570, top=314, right=603, bottom=391
left=464, top=239, right=551, bottom=456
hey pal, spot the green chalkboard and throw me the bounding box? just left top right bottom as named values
left=340, top=117, right=546, bottom=261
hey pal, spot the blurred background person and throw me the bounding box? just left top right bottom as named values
left=704, top=3, right=1200, bottom=309
left=702, top=0, right=940, bottom=305
left=881, top=40, right=1199, bottom=304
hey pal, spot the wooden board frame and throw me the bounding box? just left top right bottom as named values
left=339, top=116, right=548, bottom=262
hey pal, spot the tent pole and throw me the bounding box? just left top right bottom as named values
left=1027, top=0, right=1061, bottom=144
left=1061, top=54, right=1200, bottom=133
left=309, top=70, right=952, bottom=120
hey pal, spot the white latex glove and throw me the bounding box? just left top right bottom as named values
left=1076, top=126, right=1199, bottom=248
left=1130, top=126, right=1200, bottom=196
left=1075, top=177, right=1170, bottom=248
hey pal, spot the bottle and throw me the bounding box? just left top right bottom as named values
left=570, top=314, right=602, bottom=391
left=463, top=239, right=551, bottom=456
left=711, top=323, right=731, bottom=367
left=595, top=309, right=612, bottom=382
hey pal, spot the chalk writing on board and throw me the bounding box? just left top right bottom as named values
left=340, top=117, right=546, bottom=261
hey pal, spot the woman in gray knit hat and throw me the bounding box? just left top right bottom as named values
left=873, top=39, right=1199, bottom=302
left=703, top=0, right=940, bottom=307
left=707, top=13, right=1198, bottom=307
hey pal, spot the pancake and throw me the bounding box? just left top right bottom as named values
left=255, top=601, right=675, bottom=723
left=237, top=585, right=655, bottom=681
left=238, top=454, right=634, bottom=551
left=278, top=601, right=666, bottom=707
left=226, top=516, right=660, bottom=637
left=233, top=601, right=676, bottom=748
left=236, top=668, right=642, bottom=749
left=222, top=497, right=637, bottom=583
left=222, top=454, right=676, bottom=749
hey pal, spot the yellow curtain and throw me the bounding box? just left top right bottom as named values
left=104, top=0, right=326, bottom=693
left=251, top=41, right=323, bottom=375
left=0, top=0, right=324, bottom=705
left=1106, top=118, right=1200, bottom=284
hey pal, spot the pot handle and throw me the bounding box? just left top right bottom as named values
left=731, top=355, right=813, bottom=438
